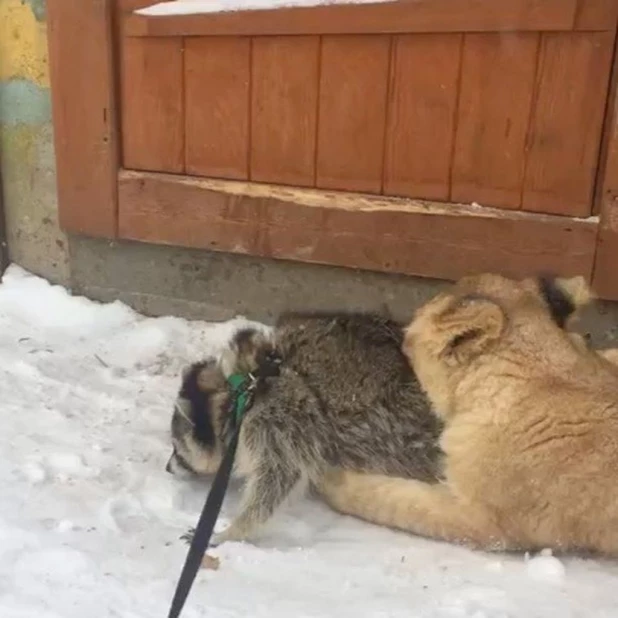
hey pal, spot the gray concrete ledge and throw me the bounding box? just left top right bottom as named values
left=68, top=235, right=618, bottom=347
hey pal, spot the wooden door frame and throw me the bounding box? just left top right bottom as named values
left=46, top=0, right=618, bottom=298
left=47, top=0, right=119, bottom=237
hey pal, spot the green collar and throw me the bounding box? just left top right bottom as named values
left=227, top=373, right=254, bottom=424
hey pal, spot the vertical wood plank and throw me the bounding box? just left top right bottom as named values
left=523, top=33, right=613, bottom=217
left=47, top=0, right=118, bottom=237
left=121, top=36, right=184, bottom=173
left=593, top=142, right=618, bottom=297
left=384, top=34, right=461, bottom=201
left=592, top=37, right=618, bottom=300
left=573, top=0, right=618, bottom=30
left=316, top=35, right=390, bottom=194
left=592, top=29, right=618, bottom=216
left=451, top=33, right=538, bottom=210
left=251, top=36, right=319, bottom=187
left=185, top=37, right=251, bottom=180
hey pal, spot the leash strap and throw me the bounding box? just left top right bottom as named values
left=167, top=352, right=281, bottom=618
left=167, top=422, right=240, bottom=618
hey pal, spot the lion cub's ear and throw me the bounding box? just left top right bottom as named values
left=437, top=295, right=506, bottom=365
left=537, top=275, right=593, bottom=328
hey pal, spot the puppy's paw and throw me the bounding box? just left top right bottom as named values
left=209, top=532, right=225, bottom=548
left=180, top=527, right=195, bottom=545
left=211, top=524, right=252, bottom=547
left=179, top=527, right=232, bottom=548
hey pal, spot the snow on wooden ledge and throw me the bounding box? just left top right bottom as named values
left=136, top=0, right=394, bottom=16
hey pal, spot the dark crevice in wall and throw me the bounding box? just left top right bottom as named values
left=0, top=160, right=10, bottom=274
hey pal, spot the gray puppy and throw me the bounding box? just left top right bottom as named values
left=167, top=311, right=444, bottom=546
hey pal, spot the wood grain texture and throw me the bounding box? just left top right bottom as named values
left=116, top=0, right=154, bottom=11
left=451, top=33, right=538, bottom=209
left=251, top=36, right=319, bottom=186
left=592, top=39, right=618, bottom=301
left=316, top=35, right=390, bottom=193
left=592, top=28, right=618, bottom=217
left=384, top=34, right=461, bottom=201
left=523, top=32, right=613, bottom=217
left=123, top=0, right=579, bottom=37
left=573, top=0, right=618, bottom=30
left=47, top=0, right=118, bottom=237
left=121, top=36, right=184, bottom=172
left=118, top=170, right=597, bottom=284
left=185, top=37, right=250, bottom=180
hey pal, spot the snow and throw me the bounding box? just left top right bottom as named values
left=2, top=263, right=618, bottom=618
left=525, top=550, right=566, bottom=586
left=136, top=0, right=393, bottom=17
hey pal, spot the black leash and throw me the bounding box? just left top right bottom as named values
left=167, top=352, right=281, bottom=618
left=167, top=421, right=241, bottom=618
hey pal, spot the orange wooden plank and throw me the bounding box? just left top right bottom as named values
left=185, top=37, right=250, bottom=180
left=117, top=0, right=154, bottom=10
left=118, top=170, right=597, bottom=283
left=523, top=32, right=614, bottom=217
left=592, top=37, right=618, bottom=300
left=47, top=0, right=118, bottom=237
left=573, top=0, right=618, bottom=30
left=384, top=34, right=462, bottom=201
left=121, top=36, right=184, bottom=172
left=123, top=0, right=579, bottom=37
left=316, top=35, right=390, bottom=194
left=451, top=33, right=538, bottom=210
left=592, top=29, right=618, bottom=217
left=251, top=36, right=319, bottom=187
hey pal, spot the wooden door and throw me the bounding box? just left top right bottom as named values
left=47, top=0, right=618, bottom=297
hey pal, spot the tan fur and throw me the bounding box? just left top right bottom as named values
left=320, top=274, right=618, bottom=555
left=600, top=348, right=618, bottom=366
left=567, top=334, right=618, bottom=369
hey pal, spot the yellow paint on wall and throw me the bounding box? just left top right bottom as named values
left=0, top=0, right=49, bottom=86
left=0, top=124, right=38, bottom=170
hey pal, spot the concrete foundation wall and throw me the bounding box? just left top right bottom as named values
left=68, top=236, right=447, bottom=324
left=1, top=0, right=617, bottom=347
left=66, top=236, right=618, bottom=346
left=0, top=0, right=68, bottom=283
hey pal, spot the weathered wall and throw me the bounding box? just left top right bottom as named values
left=0, top=0, right=68, bottom=284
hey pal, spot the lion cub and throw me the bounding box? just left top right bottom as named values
left=320, top=275, right=618, bottom=555
left=168, top=311, right=444, bottom=546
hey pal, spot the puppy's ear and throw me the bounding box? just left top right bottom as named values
left=537, top=275, right=593, bottom=328
left=437, top=294, right=506, bottom=364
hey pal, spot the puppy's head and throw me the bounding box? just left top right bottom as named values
left=166, top=327, right=276, bottom=478
left=403, top=273, right=594, bottom=416
left=166, top=360, right=229, bottom=477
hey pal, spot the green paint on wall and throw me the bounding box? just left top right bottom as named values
left=0, top=78, right=51, bottom=127
left=23, top=0, right=46, bottom=21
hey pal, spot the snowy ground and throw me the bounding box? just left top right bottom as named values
left=1, top=265, right=618, bottom=618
